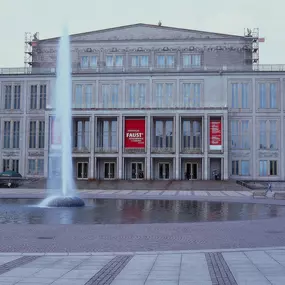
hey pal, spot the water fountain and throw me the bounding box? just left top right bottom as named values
left=40, top=27, right=85, bottom=207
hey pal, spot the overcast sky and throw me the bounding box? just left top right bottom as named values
left=0, top=0, right=283, bottom=67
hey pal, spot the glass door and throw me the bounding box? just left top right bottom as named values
left=131, top=162, right=144, bottom=179
left=77, top=162, right=88, bottom=179
left=185, top=163, right=198, bottom=180
left=159, top=163, right=170, bottom=179
left=104, top=162, right=116, bottom=179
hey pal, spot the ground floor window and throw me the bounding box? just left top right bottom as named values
left=270, top=160, right=277, bottom=175
left=77, top=162, right=88, bottom=179
left=3, top=159, right=19, bottom=173
left=231, top=160, right=239, bottom=175
left=28, top=159, right=44, bottom=175
left=259, top=160, right=267, bottom=176
left=241, top=160, right=249, bottom=176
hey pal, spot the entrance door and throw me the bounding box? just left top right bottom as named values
left=77, top=162, right=88, bottom=179
left=131, top=162, right=144, bottom=179
left=104, top=162, right=115, bottom=179
left=159, top=163, right=170, bottom=179
left=185, top=163, right=198, bottom=180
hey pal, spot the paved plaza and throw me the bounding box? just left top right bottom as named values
left=0, top=248, right=284, bottom=284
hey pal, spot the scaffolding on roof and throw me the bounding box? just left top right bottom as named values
left=24, top=32, right=39, bottom=68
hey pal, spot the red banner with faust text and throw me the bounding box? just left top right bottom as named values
left=125, top=119, right=145, bottom=148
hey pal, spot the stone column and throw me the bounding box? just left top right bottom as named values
left=146, top=114, right=151, bottom=179
left=118, top=114, right=123, bottom=179
left=89, top=115, right=95, bottom=178
left=175, top=114, right=180, bottom=179
left=203, top=114, right=208, bottom=180
left=21, top=80, right=28, bottom=176
left=223, top=113, right=229, bottom=180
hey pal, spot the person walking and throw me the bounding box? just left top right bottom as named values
left=265, top=182, right=272, bottom=196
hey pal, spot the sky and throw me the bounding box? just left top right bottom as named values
left=0, top=0, right=283, bottom=67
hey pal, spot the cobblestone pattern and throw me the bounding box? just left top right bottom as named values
left=206, top=252, right=237, bottom=285
left=0, top=256, right=40, bottom=275
left=85, top=255, right=132, bottom=285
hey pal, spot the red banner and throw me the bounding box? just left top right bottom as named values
left=210, top=120, right=222, bottom=150
left=125, top=119, right=145, bottom=148
left=50, top=116, right=61, bottom=146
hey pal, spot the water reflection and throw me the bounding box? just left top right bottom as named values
left=0, top=198, right=283, bottom=225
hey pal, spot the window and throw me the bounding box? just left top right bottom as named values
left=259, top=160, right=267, bottom=176
left=28, top=159, right=44, bottom=175
left=3, top=159, right=10, bottom=171
left=74, top=84, right=93, bottom=108
left=80, top=55, right=98, bottom=69
left=97, top=120, right=117, bottom=151
left=154, top=83, right=174, bottom=108
left=30, top=85, right=37, bottom=109
left=182, top=120, right=202, bottom=150
left=4, top=159, right=20, bottom=174
left=231, top=83, right=238, bottom=108
left=29, top=121, right=37, bottom=148
left=3, top=121, right=20, bottom=149
left=182, top=54, right=201, bottom=67
left=4, top=85, right=12, bottom=109
left=269, top=120, right=277, bottom=149
left=154, top=120, right=173, bottom=150
left=270, top=160, right=277, bottom=175
left=241, top=161, right=249, bottom=176
left=182, top=83, right=201, bottom=108
left=13, top=121, right=20, bottom=148
left=131, top=56, right=149, bottom=67
left=102, top=84, right=119, bottom=108
left=39, top=85, right=46, bottom=109
left=241, top=121, right=250, bottom=149
left=3, top=121, right=11, bottom=148
left=127, top=83, right=146, bottom=108
left=270, top=83, right=277, bottom=108
left=14, top=85, right=21, bottom=109
left=259, top=120, right=267, bottom=149
left=230, top=120, right=238, bottom=149
left=232, top=161, right=239, bottom=175
left=259, top=83, right=266, bottom=108
left=38, top=121, right=45, bottom=149
left=241, top=83, right=249, bottom=108
left=157, top=55, right=175, bottom=68
left=106, top=55, right=123, bottom=67
left=12, top=159, right=19, bottom=172
left=73, top=120, right=90, bottom=150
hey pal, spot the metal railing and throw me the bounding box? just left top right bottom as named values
left=181, top=147, right=202, bottom=154
left=95, top=147, right=118, bottom=153
left=2, top=64, right=285, bottom=75
left=151, top=147, right=175, bottom=153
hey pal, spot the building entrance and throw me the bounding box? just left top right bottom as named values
left=77, top=162, right=88, bottom=179
left=104, top=162, right=116, bottom=179
left=158, top=163, right=170, bottom=179
left=131, top=162, right=144, bottom=179
left=185, top=162, right=198, bottom=180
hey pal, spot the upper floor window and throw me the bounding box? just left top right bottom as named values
left=74, top=84, right=93, bottom=109
left=4, top=84, right=21, bottom=110
left=157, top=55, right=175, bottom=68
left=106, top=55, right=123, bottom=67
left=154, top=120, right=173, bottom=149
left=154, top=83, right=174, bottom=108
left=73, top=120, right=90, bottom=150
left=258, top=82, right=278, bottom=109
left=3, top=121, right=20, bottom=149
left=80, top=55, right=97, bottom=69
left=182, top=54, right=201, bottom=67
left=30, top=84, right=47, bottom=110
left=97, top=119, right=117, bottom=151
left=259, top=120, right=277, bottom=150
left=29, top=120, right=45, bottom=149
left=131, top=56, right=149, bottom=67
left=182, top=83, right=201, bottom=108
left=232, top=160, right=250, bottom=176
left=127, top=83, right=146, bottom=108
left=182, top=120, right=202, bottom=150
left=230, top=120, right=250, bottom=149
left=102, top=84, right=119, bottom=108
left=230, top=83, right=249, bottom=109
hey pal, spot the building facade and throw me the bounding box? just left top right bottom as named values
left=0, top=23, right=284, bottom=181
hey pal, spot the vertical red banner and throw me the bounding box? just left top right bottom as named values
left=125, top=119, right=145, bottom=148
left=210, top=119, right=222, bottom=150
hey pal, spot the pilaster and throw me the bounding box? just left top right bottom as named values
left=146, top=113, right=151, bottom=179
left=203, top=114, right=208, bottom=180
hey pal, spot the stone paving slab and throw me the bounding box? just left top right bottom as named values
left=0, top=248, right=284, bottom=284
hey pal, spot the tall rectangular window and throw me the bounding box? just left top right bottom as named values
left=182, top=83, right=201, bottom=108
left=74, top=85, right=83, bottom=108
left=28, top=159, right=36, bottom=174
left=38, top=121, right=45, bottom=149
left=80, top=56, right=88, bottom=68
left=73, top=120, right=90, bottom=150
left=232, top=161, right=239, bottom=175
left=14, top=85, right=21, bottom=109
left=269, top=83, right=277, bottom=108
left=193, top=83, right=201, bottom=107
left=231, top=83, right=238, bottom=108
left=182, top=120, right=202, bottom=150
left=97, top=120, right=117, bottom=151
left=90, top=56, right=97, bottom=68
left=3, top=121, right=11, bottom=148
left=269, top=120, right=277, bottom=149
left=3, top=159, right=10, bottom=171
left=241, top=83, right=249, bottom=108
left=12, top=159, right=19, bottom=173
left=241, top=120, right=250, bottom=149
left=241, top=161, right=249, bottom=176
left=29, top=121, right=37, bottom=148
left=259, top=160, right=267, bottom=176
left=230, top=120, right=239, bottom=149
left=155, top=83, right=163, bottom=108
left=259, top=120, right=267, bottom=149
left=270, top=160, right=277, bottom=175
left=38, top=159, right=44, bottom=175
left=4, top=85, right=12, bottom=110
left=12, top=121, right=20, bottom=148
left=259, top=83, right=266, bottom=108
left=154, top=120, right=173, bottom=149
left=30, top=85, right=37, bottom=109
left=85, top=84, right=92, bottom=108
left=182, top=83, right=191, bottom=107
left=102, top=85, right=119, bottom=108
left=165, top=83, right=173, bottom=107
left=128, top=83, right=146, bottom=108
left=39, top=84, right=47, bottom=109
